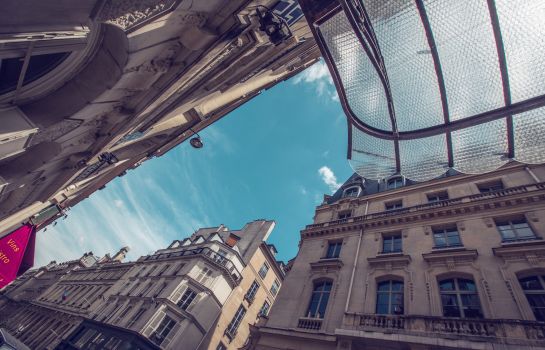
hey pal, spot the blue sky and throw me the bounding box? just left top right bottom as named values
left=35, top=61, right=354, bottom=265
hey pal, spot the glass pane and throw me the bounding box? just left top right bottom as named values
left=378, top=282, right=390, bottom=292
left=452, top=119, right=509, bottom=174
left=516, top=227, right=536, bottom=238
left=457, top=279, right=476, bottom=291
left=534, top=307, right=545, bottom=322
left=349, top=127, right=397, bottom=180
left=439, top=279, right=454, bottom=291
left=461, top=294, right=480, bottom=307
left=463, top=306, right=483, bottom=319
left=527, top=294, right=545, bottom=308
left=391, top=281, right=403, bottom=291
left=377, top=293, right=390, bottom=304
left=446, top=232, right=461, bottom=245
left=520, top=276, right=543, bottom=290
left=500, top=228, right=516, bottom=240
left=513, top=107, right=545, bottom=164
left=376, top=303, right=389, bottom=314
left=496, top=0, right=545, bottom=103
left=364, top=0, right=444, bottom=131
left=425, top=0, right=504, bottom=121
left=318, top=293, right=330, bottom=317
left=393, top=237, right=402, bottom=252
left=319, top=11, right=392, bottom=131
left=399, top=135, right=449, bottom=181
left=434, top=233, right=446, bottom=247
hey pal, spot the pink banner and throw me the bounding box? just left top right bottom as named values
left=0, top=224, right=35, bottom=289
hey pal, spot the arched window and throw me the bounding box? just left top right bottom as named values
left=376, top=280, right=404, bottom=315
left=439, top=278, right=483, bottom=318
left=306, top=281, right=332, bottom=318
left=342, top=186, right=360, bottom=198
left=519, top=275, right=545, bottom=321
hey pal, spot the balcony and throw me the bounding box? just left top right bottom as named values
left=304, top=182, right=545, bottom=233
left=298, top=317, right=323, bottom=331
left=163, top=247, right=242, bottom=284
left=342, top=313, right=545, bottom=347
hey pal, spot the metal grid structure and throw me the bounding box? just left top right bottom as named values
left=300, top=0, right=545, bottom=181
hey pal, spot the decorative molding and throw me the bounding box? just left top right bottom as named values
left=28, top=119, right=83, bottom=147
left=125, top=43, right=182, bottom=74
left=422, top=249, right=478, bottom=268
left=98, top=0, right=179, bottom=32
left=484, top=218, right=494, bottom=228
left=367, top=254, right=411, bottom=269
left=493, top=240, right=545, bottom=264
left=309, top=259, right=343, bottom=273
left=527, top=212, right=539, bottom=223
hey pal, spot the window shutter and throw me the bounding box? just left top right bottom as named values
left=169, top=282, right=187, bottom=304
left=186, top=293, right=203, bottom=313
left=142, top=310, right=165, bottom=337
left=160, top=320, right=182, bottom=348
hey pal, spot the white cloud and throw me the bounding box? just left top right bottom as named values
left=113, top=199, right=124, bottom=208
left=318, top=166, right=341, bottom=193
left=293, top=61, right=338, bottom=101
left=299, top=186, right=308, bottom=195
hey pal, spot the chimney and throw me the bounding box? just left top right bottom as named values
left=112, top=246, right=130, bottom=262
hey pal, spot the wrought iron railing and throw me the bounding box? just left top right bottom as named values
left=305, top=182, right=545, bottom=230
left=297, top=317, right=323, bottom=330
left=170, top=247, right=242, bottom=282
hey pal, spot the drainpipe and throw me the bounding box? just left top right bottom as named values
left=525, top=166, right=540, bottom=183
left=345, top=201, right=369, bottom=313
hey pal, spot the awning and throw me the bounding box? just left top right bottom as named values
left=0, top=224, right=36, bottom=289
left=299, top=0, right=545, bottom=180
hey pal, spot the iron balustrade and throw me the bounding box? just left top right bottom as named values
left=169, top=247, right=242, bottom=283
left=305, top=182, right=545, bottom=230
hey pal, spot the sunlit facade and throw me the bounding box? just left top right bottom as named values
left=248, top=163, right=545, bottom=350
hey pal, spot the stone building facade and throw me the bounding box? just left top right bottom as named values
left=249, top=163, right=545, bottom=350
left=0, top=220, right=285, bottom=350
left=0, top=0, right=320, bottom=236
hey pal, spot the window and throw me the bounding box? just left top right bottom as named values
left=115, top=305, right=133, bottom=324
left=259, top=301, right=271, bottom=316
left=127, top=308, right=146, bottom=328
left=387, top=177, right=403, bottom=190
left=174, top=263, right=185, bottom=275
left=337, top=211, right=352, bottom=220
left=177, top=289, right=197, bottom=310
left=385, top=200, right=403, bottom=211
left=376, top=280, right=404, bottom=315
left=270, top=279, right=280, bottom=296
left=139, top=283, right=153, bottom=297
left=439, top=278, right=483, bottom=318
left=150, top=315, right=176, bottom=346
left=195, top=267, right=213, bottom=284
left=306, top=281, right=332, bottom=318
left=146, top=265, right=157, bottom=277
left=226, top=305, right=246, bottom=338
left=128, top=282, right=140, bottom=295
left=325, top=241, right=342, bottom=259
left=519, top=275, right=545, bottom=321
left=154, top=282, right=168, bottom=298
left=216, top=343, right=227, bottom=350
left=433, top=227, right=462, bottom=248
left=245, top=281, right=260, bottom=303
left=382, top=234, right=402, bottom=253
left=158, top=264, right=171, bottom=275
left=342, top=186, right=360, bottom=198
left=496, top=217, right=536, bottom=241
left=477, top=180, right=504, bottom=193
left=427, top=191, right=449, bottom=202
left=259, top=262, right=270, bottom=279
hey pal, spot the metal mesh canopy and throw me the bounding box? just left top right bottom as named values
left=305, top=0, right=545, bottom=181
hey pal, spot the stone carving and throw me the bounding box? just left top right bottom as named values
left=178, top=11, right=207, bottom=27
left=28, top=119, right=83, bottom=147
left=98, top=0, right=178, bottom=31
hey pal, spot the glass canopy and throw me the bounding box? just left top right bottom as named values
left=299, top=0, right=545, bottom=181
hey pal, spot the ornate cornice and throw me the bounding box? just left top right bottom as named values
left=493, top=240, right=545, bottom=264
left=302, top=183, right=545, bottom=239
left=97, top=0, right=179, bottom=32
left=422, top=249, right=478, bottom=268
left=367, top=253, right=411, bottom=268
left=310, top=258, right=344, bottom=272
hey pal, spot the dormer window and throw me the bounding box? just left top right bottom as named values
left=387, top=176, right=404, bottom=190
left=342, top=186, right=361, bottom=198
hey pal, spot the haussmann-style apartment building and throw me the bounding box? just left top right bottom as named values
left=0, top=220, right=285, bottom=350
left=249, top=163, right=545, bottom=350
